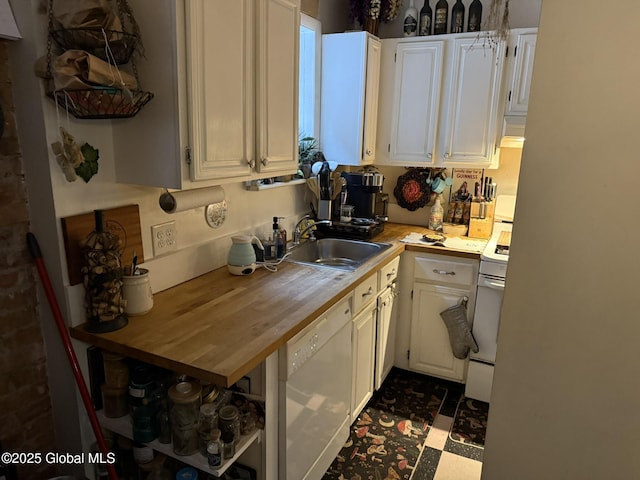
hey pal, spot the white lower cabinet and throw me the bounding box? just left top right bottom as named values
left=409, top=283, right=472, bottom=381
left=375, top=283, right=397, bottom=390
left=406, top=253, right=478, bottom=383
left=351, top=301, right=378, bottom=423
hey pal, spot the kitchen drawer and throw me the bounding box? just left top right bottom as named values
left=414, top=256, right=476, bottom=287
left=354, top=274, right=378, bottom=313
left=378, top=256, right=400, bottom=289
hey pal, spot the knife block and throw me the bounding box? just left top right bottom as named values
left=468, top=201, right=495, bottom=239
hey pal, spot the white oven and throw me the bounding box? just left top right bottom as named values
left=465, top=196, right=514, bottom=403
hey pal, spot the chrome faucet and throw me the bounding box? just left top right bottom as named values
left=293, top=215, right=332, bottom=245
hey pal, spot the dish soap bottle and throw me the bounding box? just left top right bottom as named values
left=273, top=217, right=286, bottom=259
left=428, top=194, right=444, bottom=231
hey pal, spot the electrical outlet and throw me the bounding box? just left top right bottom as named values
left=151, top=221, right=177, bottom=256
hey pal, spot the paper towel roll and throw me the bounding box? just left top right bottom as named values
left=159, top=186, right=225, bottom=213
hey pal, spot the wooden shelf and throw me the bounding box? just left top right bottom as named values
left=98, top=410, right=261, bottom=476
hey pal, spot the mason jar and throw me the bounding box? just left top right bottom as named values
left=168, top=381, right=202, bottom=456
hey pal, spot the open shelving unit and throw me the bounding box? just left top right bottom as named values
left=97, top=410, right=261, bottom=476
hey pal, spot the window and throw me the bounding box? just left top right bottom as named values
left=299, top=13, right=321, bottom=142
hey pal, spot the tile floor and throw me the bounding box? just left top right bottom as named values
left=322, top=368, right=489, bottom=480
left=410, top=376, right=487, bottom=480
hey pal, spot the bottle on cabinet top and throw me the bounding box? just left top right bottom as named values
left=467, top=0, right=483, bottom=32
left=419, top=0, right=433, bottom=36
left=451, top=0, right=465, bottom=33
left=404, top=0, right=419, bottom=37
left=433, top=0, right=448, bottom=35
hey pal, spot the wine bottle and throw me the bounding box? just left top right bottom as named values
left=433, top=0, right=448, bottom=35
left=467, top=0, right=482, bottom=32
left=451, top=0, right=465, bottom=33
left=404, top=0, right=419, bottom=37
left=419, top=0, right=433, bottom=36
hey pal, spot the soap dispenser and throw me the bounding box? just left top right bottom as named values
left=277, top=217, right=287, bottom=257
left=272, top=217, right=286, bottom=259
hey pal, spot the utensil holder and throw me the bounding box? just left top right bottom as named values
left=318, top=199, right=332, bottom=220
left=122, top=268, right=153, bottom=316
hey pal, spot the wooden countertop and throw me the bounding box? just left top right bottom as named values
left=70, top=223, right=482, bottom=387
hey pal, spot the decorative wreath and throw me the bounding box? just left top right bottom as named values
left=393, top=168, right=432, bottom=211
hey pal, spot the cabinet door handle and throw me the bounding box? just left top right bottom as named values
left=443, top=152, right=450, bottom=159
left=365, top=149, right=372, bottom=156
left=261, top=157, right=268, bottom=166
left=433, top=269, right=456, bottom=276
left=362, top=286, right=374, bottom=297
left=386, top=269, right=397, bottom=278
left=247, top=159, right=255, bottom=169
left=427, top=153, right=432, bottom=159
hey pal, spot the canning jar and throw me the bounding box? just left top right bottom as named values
left=168, top=381, right=202, bottom=456
left=218, top=405, right=241, bottom=447
left=197, top=403, right=218, bottom=456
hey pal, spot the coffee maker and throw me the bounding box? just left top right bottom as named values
left=341, top=171, right=389, bottom=221
left=318, top=171, right=388, bottom=240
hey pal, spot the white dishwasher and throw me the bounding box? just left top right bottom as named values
left=279, top=295, right=353, bottom=480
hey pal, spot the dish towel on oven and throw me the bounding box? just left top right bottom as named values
left=439, top=298, right=479, bottom=359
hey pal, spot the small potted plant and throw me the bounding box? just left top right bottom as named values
left=298, top=135, right=319, bottom=178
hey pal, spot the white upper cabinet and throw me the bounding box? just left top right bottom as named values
left=439, top=35, right=505, bottom=165
left=256, top=0, right=300, bottom=175
left=112, top=0, right=299, bottom=189
left=504, top=28, right=538, bottom=116
left=389, top=41, right=445, bottom=164
left=186, top=0, right=255, bottom=182
left=321, top=32, right=381, bottom=166
left=377, top=32, right=505, bottom=168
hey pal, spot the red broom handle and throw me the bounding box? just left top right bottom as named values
left=27, top=233, right=118, bottom=480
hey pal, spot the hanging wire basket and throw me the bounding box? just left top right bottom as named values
left=45, top=0, right=153, bottom=119
left=50, top=28, right=139, bottom=65
left=47, top=87, right=154, bottom=120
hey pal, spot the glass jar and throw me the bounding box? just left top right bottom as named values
left=154, top=389, right=171, bottom=444
left=168, top=381, right=202, bottom=456
left=218, top=405, right=240, bottom=446
left=102, top=384, right=128, bottom=418
left=129, top=364, right=155, bottom=410
left=197, top=403, right=218, bottom=456
left=206, top=429, right=223, bottom=468
left=102, top=352, right=129, bottom=388
left=132, top=397, right=157, bottom=443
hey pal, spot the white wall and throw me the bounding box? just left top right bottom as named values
left=482, top=1, right=640, bottom=478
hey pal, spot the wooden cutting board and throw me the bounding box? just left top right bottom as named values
left=61, top=204, right=144, bottom=286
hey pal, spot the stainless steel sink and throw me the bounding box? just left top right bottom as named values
left=286, top=238, right=392, bottom=271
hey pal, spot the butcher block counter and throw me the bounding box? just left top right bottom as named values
left=69, top=223, right=485, bottom=388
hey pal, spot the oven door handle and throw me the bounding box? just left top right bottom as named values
left=479, top=276, right=505, bottom=290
